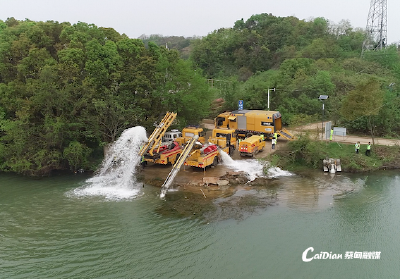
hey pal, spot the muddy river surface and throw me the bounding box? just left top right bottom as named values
left=1, top=166, right=400, bottom=278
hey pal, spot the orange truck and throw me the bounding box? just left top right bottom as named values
left=239, top=135, right=265, bottom=157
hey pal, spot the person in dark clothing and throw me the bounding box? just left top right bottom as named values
left=365, top=142, right=371, bottom=156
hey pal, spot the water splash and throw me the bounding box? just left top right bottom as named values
left=265, top=165, right=294, bottom=178
left=71, top=126, right=148, bottom=200
left=219, top=150, right=294, bottom=180
left=219, top=150, right=265, bottom=181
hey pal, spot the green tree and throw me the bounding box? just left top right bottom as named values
left=341, top=78, right=385, bottom=144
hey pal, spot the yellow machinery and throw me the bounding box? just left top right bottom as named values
left=239, top=135, right=265, bottom=157
left=215, top=110, right=295, bottom=140
left=160, top=135, right=199, bottom=198
left=160, top=134, right=221, bottom=197
left=139, top=112, right=180, bottom=164
left=184, top=143, right=220, bottom=169
left=208, top=128, right=237, bottom=155
left=175, top=126, right=206, bottom=146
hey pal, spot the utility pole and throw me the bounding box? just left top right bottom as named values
left=318, top=95, right=329, bottom=139
left=362, top=0, right=387, bottom=55
left=267, top=88, right=275, bottom=111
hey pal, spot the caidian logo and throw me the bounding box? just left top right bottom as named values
left=302, top=247, right=342, bottom=262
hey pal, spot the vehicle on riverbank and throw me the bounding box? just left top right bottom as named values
left=215, top=110, right=295, bottom=140
left=239, top=135, right=265, bottom=157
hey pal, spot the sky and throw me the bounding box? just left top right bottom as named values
left=1, top=0, right=399, bottom=44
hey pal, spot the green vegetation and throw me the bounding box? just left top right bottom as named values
left=0, top=18, right=212, bottom=175
left=188, top=14, right=400, bottom=133
left=1, top=13, right=400, bottom=176
left=268, top=133, right=400, bottom=172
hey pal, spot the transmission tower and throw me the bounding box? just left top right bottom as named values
left=362, top=0, right=387, bottom=54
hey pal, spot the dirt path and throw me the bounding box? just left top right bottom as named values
left=289, top=122, right=400, bottom=147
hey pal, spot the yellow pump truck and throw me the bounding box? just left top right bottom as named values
left=215, top=110, right=295, bottom=140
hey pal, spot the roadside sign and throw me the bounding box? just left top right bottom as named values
left=238, top=100, right=243, bottom=110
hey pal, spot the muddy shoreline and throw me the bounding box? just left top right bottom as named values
left=138, top=160, right=373, bottom=222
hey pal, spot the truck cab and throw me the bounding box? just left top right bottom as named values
left=175, top=127, right=206, bottom=145
left=208, top=128, right=237, bottom=155
left=162, top=129, right=182, bottom=144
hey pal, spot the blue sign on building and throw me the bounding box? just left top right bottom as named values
left=238, top=100, right=243, bottom=110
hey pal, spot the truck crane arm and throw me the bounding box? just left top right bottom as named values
left=138, top=112, right=177, bottom=157
left=160, top=135, right=199, bottom=198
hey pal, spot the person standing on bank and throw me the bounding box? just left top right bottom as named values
left=330, top=128, right=334, bottom=141
left=271, top=137, right=277, bottom=150
left=355, top=141, right=360, bottom=154
left=366, top=142, right=371, bottom=156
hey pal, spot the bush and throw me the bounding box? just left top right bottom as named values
left=63, top=141, right=92, bottom=171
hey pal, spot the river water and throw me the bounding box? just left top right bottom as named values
left=1, top=168, right=400, bottom=278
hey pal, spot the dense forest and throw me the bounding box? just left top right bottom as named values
left=1, top=14, right=400, bottom=175
left=0, top=18, right=212, bottom=175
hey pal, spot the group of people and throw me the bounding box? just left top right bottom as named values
left=355, top=141, right=371, bottom=156
left=330, top=128, right=372, bottom=156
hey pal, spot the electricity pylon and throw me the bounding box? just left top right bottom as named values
left=362, top=0, right=387, bottom=55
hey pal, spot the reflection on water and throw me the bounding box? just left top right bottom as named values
left=2, top=171, right=400, bottom=278
left=277, top=172, right=367, bottom=211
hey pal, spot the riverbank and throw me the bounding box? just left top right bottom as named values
left=139, top=121, right=400, bottom=219
left=268, top=124, right=400, bottom=173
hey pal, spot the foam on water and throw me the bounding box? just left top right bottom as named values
left=265, top=166, right=294, bottom=178
left=70, top=126, right=148, bottom=201
left=220, top=150, right=265, bottom=181
left=220, top=150, right=294, bottom=181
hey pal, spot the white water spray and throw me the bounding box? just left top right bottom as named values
left=220, top=150, right=294, bottom=180
left=220, top=150, right=265, bottom=181
left=265, top=165, right=294, bottom=178
left=71, top=126, right=148, bottom=200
